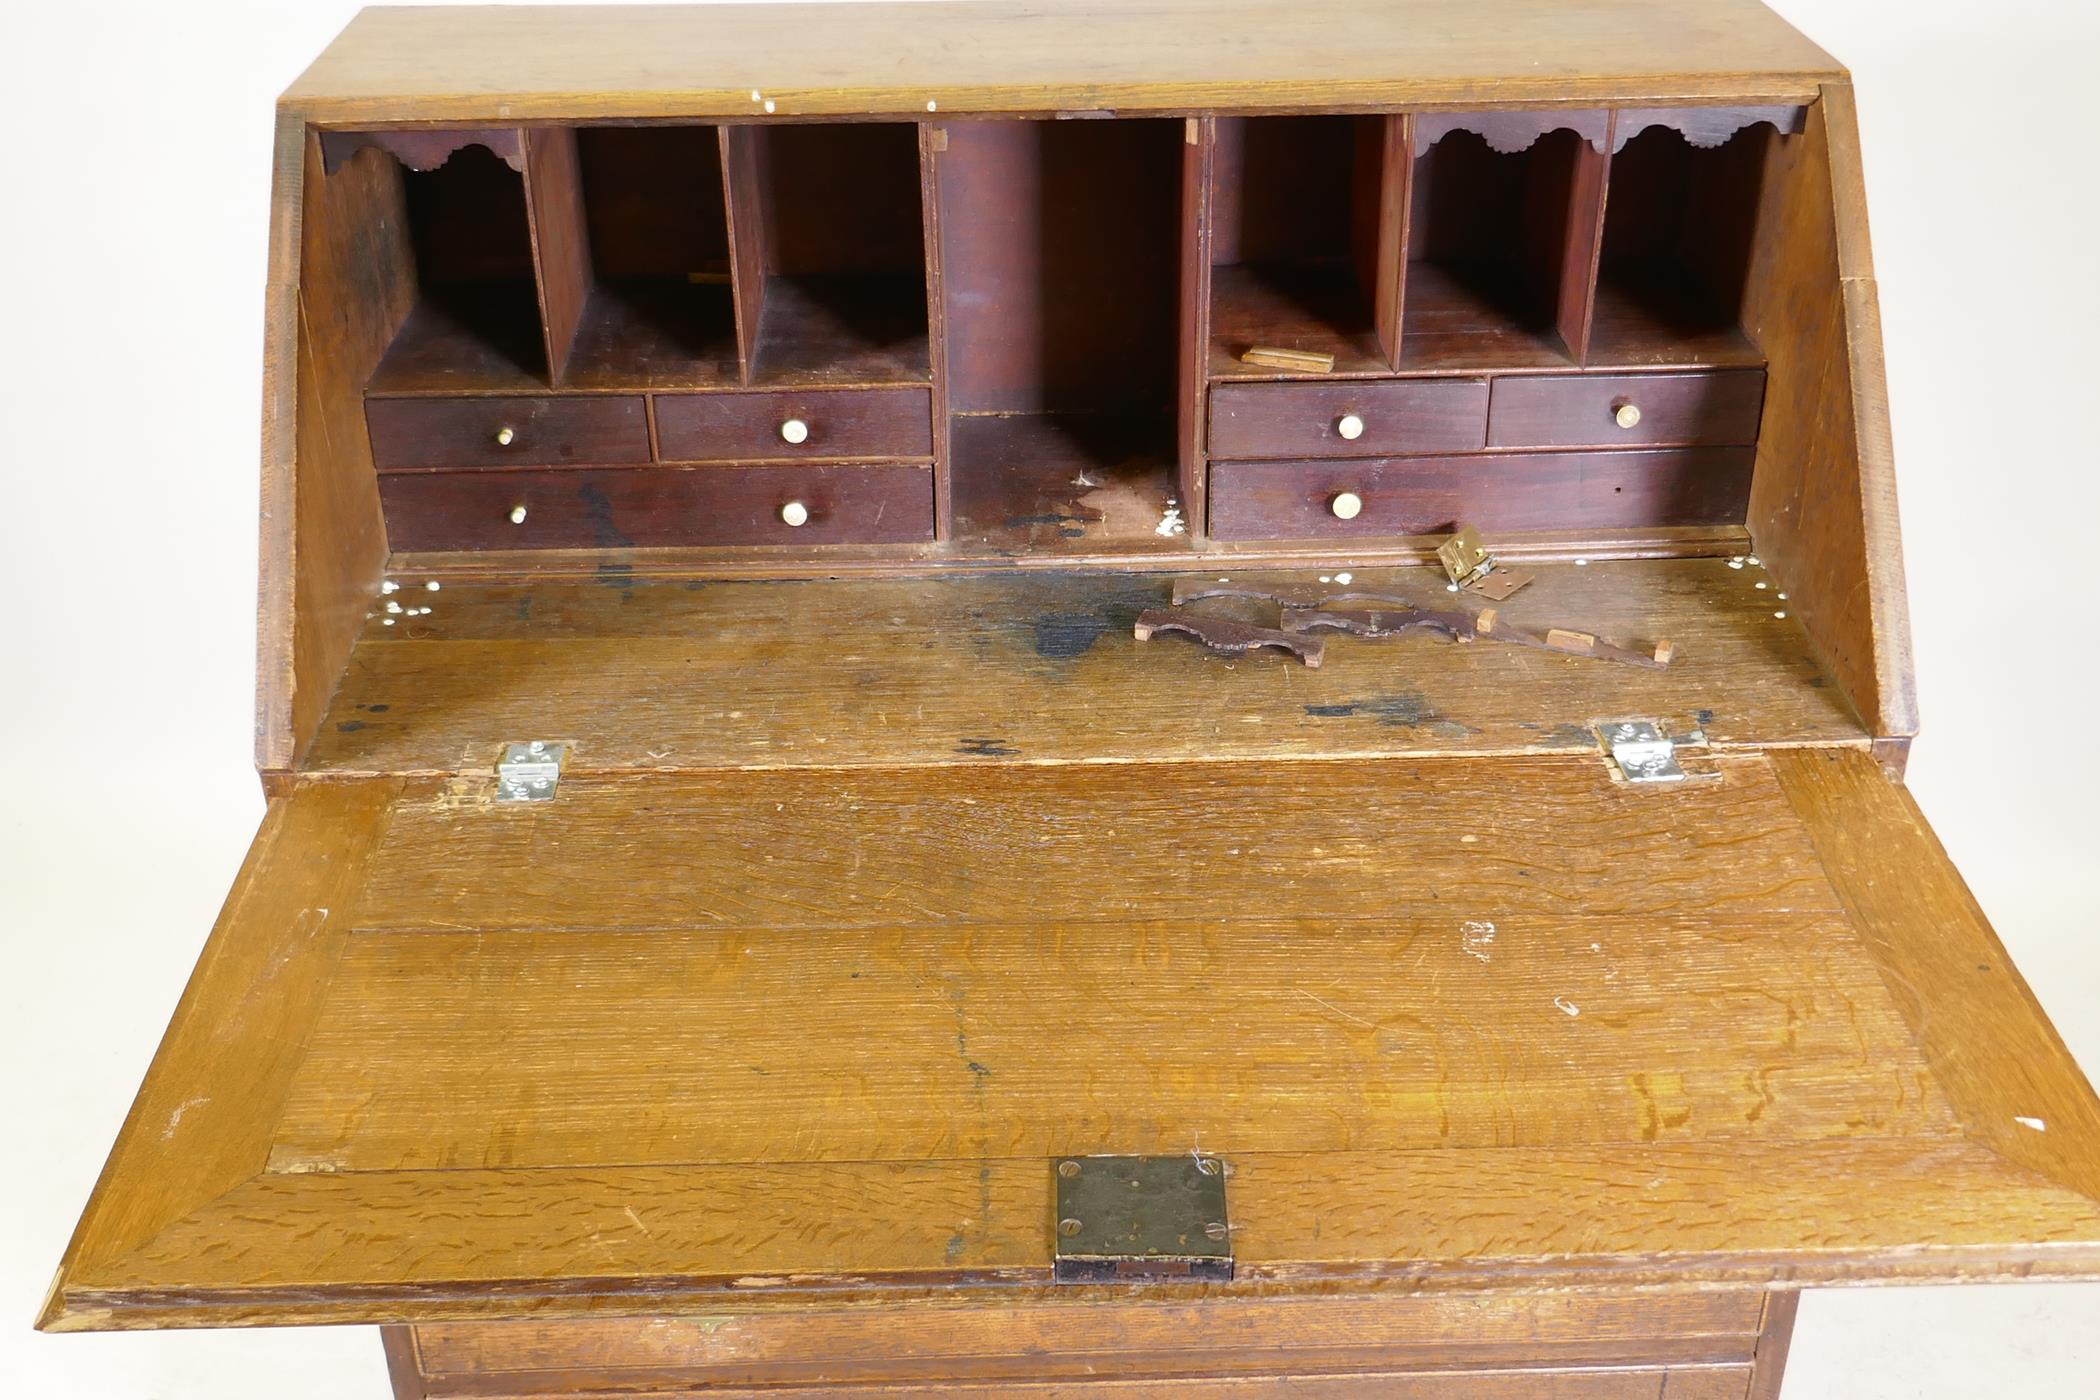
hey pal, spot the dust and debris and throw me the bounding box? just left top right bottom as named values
left=1553, top=996, right=1581, bottom=1017
left=162, top=1096, right=210, bottom=1140
left=1461, top=920, right=1496, bottom=962
left=2016, top=1116, right=2049, bottom=1132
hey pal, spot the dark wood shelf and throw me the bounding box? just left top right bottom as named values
left=948, top=412, right=1193, bottom=557
left=367, top=285, right=551, bottom=395
left=750, top=274, right=932, bottom=387
left=1397, top=260, right=1573, bottom=373
left=1588, top=264, right=1763, bottom=370
left=1207, top=263, right=1388, bottom=380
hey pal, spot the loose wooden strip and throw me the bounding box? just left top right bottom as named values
left=1241, top=346, right=1338, bottom=373
left=1478, top=606, right=1672, bottom=669
left=1281, top=606, right=1474, bottom=641
left=1135, top=608, right=1325, bottom=666
left=269, top=909, right=1948, bottom=1174
left=66, top=1140, right=2100, bottom=1329
left=307, top=560, right=1862, bottom=774
left=40, top=780, right=399, bottom=1328
left=354, top=757, right=1842, bottom=934
left=1774, top=749, right=2100, bottom=1202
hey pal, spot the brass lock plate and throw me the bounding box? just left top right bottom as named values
left=1052, top=1154, right=1232, bottom=1282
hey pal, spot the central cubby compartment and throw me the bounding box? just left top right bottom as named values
left=724, top=122, right=931, bottom=386
left=1589, top=120, right=1775, bottom=367
left=1207, top=116, right=1395, bottom=377
left=1402, top=116, right=1608, bottom=370
left=937, top=119, right=1191, bottom=554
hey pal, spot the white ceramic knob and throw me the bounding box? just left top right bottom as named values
left=1613, top=402, right=1642, bottom=430
left=494, top=426, right=516, bottom=446
left=1330, top=491, right=1364, bottom=521
left=508, top=504, right=528, bottom=525
left=780, top=500, right=810, bottom=527
left=1336, top=413, right=1365, bottom=441
left=780, top=417, right=811, bottom=445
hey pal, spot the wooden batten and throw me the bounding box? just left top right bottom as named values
left=719, top=125, right=770, bottom=385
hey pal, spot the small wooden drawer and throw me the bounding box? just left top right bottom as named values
left=366, top=395, right=652, bottom=470
left=1486, top=370, right=1765, bottom=449
left=1209, top=379, right=1489, bottom=459
left=1208, top=447, right=1754, bottom=540
left=379, top=464, right=935, bottom=551
left=655, top=387, right=935, bottom=461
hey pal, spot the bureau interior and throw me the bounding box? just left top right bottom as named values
left=326, top=107, right=1822, bottom=569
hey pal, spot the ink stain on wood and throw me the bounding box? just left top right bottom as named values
left=1302, top=691, right=1477, bottom=735
left=957, top=737, right=1018, bottom=757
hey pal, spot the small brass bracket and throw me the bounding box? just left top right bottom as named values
left=1052, top=1155, right=1232, bottom=1282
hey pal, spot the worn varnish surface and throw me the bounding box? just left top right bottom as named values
left=280, top=0, right=1841, bottom=123
left=304, top=558, right=1854, bottom=775
left=42, top=749, right=2100, bottom=1329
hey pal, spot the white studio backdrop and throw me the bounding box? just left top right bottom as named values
left=1, top=1, right=2094, bottom=1394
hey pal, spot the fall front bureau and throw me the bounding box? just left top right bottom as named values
left=43, top=3, right=2100, bottom=1398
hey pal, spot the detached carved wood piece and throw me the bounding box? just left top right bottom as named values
left=45, top=3, right=2100, bottom=1398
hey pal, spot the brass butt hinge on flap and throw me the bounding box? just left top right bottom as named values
left=1052, top=1154, right=1233, bottom=1282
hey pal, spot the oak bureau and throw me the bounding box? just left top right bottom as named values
left=43, top=3, right=2100, bottom=1398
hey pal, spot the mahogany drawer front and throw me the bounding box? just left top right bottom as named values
left=655, top=387, right=935, bottom=461
left=379, top=464, right=935, bottom=551
left=366, top=395, right=652, bottom=470
left=1208, top=448, right=1754, bottom=540
left=1209, top=379, right=1489, bottom=459
left=1486, top=370, right=1766, bottom=449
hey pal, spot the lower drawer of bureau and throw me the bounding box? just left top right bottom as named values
left=379, top=464, right=935, bottom=551
left=1207, top=448, right=1754, bottom=540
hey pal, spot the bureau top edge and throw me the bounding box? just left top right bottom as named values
left=279, top=0, right=1845, bottom=123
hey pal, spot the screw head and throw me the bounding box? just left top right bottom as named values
left=1057, top=1217, right=1083, bottom=1237
left=1057, top=1160, right=1081, bottom=1178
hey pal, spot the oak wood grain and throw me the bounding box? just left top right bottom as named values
left=303, top=559, right=1857, bottom=775
left=40, top=781, right=399, bottom=1328
left=1740, top=84, right=1915, bottom=741
left=279, top=0, right=1842, bottom=123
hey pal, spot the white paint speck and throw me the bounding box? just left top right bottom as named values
left=2016, top=1116, right=2048, bottom=1132
left=1459, top=834, right=1478, bottom=844
left=1461, top=920, right=1496, bottom=963
left=1318, top=575, right=1332, bottom=584
left=380, top=580, right=399, bottom=594
left=1554, top=996, right=1581, bottom=1017
left=382, top=618, right=395, bottom=626
left=1575, top=558, right=1589, bottom=566
left=763, top=99, right=777, bottom=113
left=750, top=89, right=763, bottom=101
left=385, top=600, right=403, bottom=614
left=1774, top=610, right=1788, bottom=619
left=1755, top=580, right=1769, bottom=590
left=1747, top=555, right=1761, bottom=566
left=1446, top=582, right=1460, bottom=592
left=426, top=580, right=441, bottom=592
left=1156, top=505, right=1186, bottom=537
left=926, top=100, right=938, bottom=112
left=1728, top=558, right=1745, bottom=570
left=1334, top=572, right=1352, bottom=584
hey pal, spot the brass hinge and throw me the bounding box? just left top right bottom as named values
left=1052, top=1155, right=1232, bottom=1282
